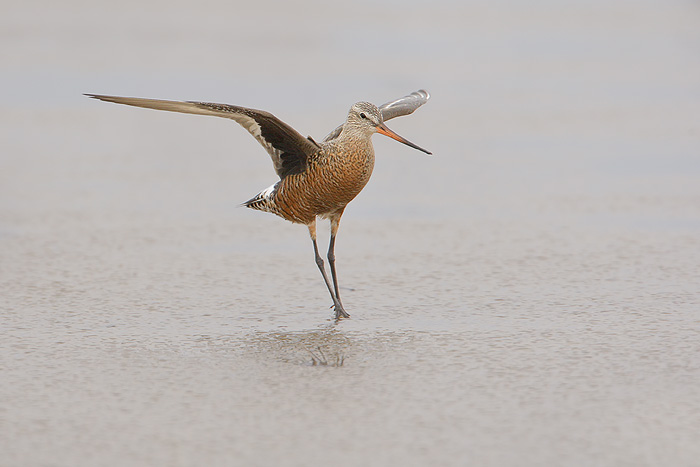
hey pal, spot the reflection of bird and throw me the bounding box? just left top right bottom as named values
left=85, top=90, right=431, bottom=319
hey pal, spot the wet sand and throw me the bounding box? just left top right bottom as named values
left=2, top=1, right=700, bottom=465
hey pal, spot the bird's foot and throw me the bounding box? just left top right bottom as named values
left=333, top=304, right=350, bottom=320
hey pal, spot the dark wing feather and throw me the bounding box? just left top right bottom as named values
left=85, top=94, right=319, bottom=179
left=323, top=89, right=430, bottom=142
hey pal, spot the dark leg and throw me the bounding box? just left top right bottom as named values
left=308, top=221, right=349, bottom=319
left=327, top=211, right=346, bottom=312
left=327, top=233, right=342, bottom=306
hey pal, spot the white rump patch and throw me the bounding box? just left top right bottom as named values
left=261, top=182, right=277, bottom=198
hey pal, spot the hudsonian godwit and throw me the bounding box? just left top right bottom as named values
left=86, top=90, right=431, bottom=319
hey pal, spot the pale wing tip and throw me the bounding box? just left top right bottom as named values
left=415, top=89, right=430, bottom=101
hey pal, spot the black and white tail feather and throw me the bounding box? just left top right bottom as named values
left=243, top=182, right=279, bottom=211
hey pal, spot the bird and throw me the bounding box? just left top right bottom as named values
left=85, top=90, right=431, bottom=319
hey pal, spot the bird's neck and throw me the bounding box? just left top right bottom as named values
left=337, top=123, right=373, bottom=146
left=320, top=126, right=374, bottom=162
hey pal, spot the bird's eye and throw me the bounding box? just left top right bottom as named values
left=360, top=112, right=367, bottom=119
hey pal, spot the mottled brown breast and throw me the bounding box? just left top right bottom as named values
left=271, top=139, right=375, bottom=224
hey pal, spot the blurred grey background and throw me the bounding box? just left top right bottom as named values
left=2, top=1, right=699, bottom=466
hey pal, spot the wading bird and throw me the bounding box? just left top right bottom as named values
left=86, top=90, right=431, bottom=319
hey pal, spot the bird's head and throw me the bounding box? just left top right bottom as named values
left=347, top=102, right=431, bottom=155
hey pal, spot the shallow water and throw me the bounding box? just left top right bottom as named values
left=2, top=0, right=700, bottom=466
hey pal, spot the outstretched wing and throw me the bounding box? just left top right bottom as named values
left=323, top=89, right=430, bottom=142
left=378, top=89, right=430, bottom=121
left=85, top=94, right=320, bottom=179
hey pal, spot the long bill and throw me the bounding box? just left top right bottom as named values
left=376, top=122, right=432, bottom=155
